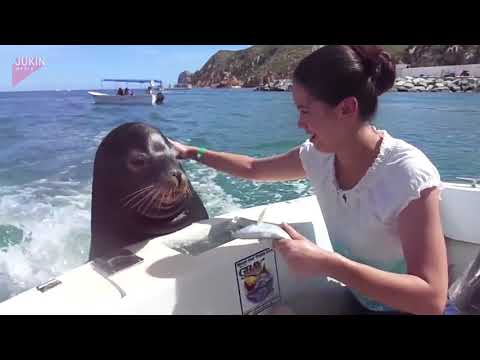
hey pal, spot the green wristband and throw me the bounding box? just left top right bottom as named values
left=196, top=147, right=207, bottom=160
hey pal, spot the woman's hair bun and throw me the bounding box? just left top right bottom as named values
left=350, top=45, right=396, bottom=95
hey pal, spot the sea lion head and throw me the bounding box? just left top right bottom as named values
left=93, top=122, right=192, bottom=220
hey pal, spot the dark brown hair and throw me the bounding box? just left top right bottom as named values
left=293, top=45, right=396, bottom=121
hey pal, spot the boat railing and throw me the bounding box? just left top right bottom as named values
left=456, top=177, right=480, bottom=188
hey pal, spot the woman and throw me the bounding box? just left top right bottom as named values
left=170, top=45, right=448, bottom=315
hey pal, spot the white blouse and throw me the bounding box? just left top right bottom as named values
left=299, top=127, right=443, bottom=311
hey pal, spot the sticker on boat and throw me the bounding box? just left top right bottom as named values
left=235, top=248, right=281, bottom=315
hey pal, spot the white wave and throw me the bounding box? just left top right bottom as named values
left=0, top=183, right=91, bottom=303
left=284, top=179, right=314, bottom=197
left=185, top=162, right=242, bottom=216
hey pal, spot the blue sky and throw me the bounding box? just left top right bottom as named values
left=0, top=45, right=250, bottom=91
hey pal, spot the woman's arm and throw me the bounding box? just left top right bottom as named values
left=275, top=187, right=448, bottom=315
left=169, top=140, right=306, bottom=182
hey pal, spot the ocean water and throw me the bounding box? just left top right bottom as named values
left=0, top=88, right=479, bottom=302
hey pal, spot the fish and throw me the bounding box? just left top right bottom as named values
left=163, top=215, right=292, bottom=256
left=231, top=221, right=291, bottom=241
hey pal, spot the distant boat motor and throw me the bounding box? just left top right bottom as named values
left=155, top=93, right=165, bottom=104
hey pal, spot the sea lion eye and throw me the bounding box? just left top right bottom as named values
left=152, top=142, right=166, bottom=153
left=129, top=153, right=148, bottom=168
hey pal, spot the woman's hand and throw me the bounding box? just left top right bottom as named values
left=273, top=223, right=337, bottom=277
left=168, top=138, right=196, bottom=160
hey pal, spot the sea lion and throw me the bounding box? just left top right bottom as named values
left=89, top=122, right=208, bottom=260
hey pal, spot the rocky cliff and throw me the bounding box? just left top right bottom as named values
left=190, top=45, right=314, bottom=88
left=177, top=71, right=193, bottom=85
left=183, top=45, right=480, bottom=88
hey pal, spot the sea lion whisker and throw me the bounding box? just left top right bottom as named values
left=160, top=188, right=174, bottom=206
left=160, top=191, right=166, bottom=202
left=130, top=192, right=153, bottom=211
left=146, top=187, right=164, bottom=214
left=123, top=191, right=150, bottom=208
left=121, top=184, right=154, bottom=201
left=155, top=188, right=163, bottom=207
left=167, top=187, right=174, bottom=202
left=137, top=189, right=153, bottom=214
left=140, top=187, right=161, bottom=214
left=122, top=185, right=155, bottom=207
left=142, top=187, right=162, bottom=215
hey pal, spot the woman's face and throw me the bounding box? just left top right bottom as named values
left=292, top=82, right=355, bottom=153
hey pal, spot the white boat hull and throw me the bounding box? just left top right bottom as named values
left=0, top=196, right=352, bottom=315
left=88, top=91, right=162, bottom=105
left=0, top=181, right=478, bottom=314
left=440, top=182, right=480, bottom=284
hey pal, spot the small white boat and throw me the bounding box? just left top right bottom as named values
left=0, top=178, right=478, bottom=315
left=88, top=91, right=164, bottom=105
left=88, top=79, right=165, bottom=105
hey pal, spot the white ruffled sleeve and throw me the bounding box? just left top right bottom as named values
left=377, top=149, right=444, bottom=222
left=298, top=139, right=332, bottom=182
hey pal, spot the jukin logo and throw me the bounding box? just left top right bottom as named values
left=12, top=56, right=46, bottom=87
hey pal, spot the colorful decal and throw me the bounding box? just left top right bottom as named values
left=235, top=248, right=281, bottom=315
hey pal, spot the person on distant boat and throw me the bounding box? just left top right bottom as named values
left=170, top=45, right=448, bottom=315
left=117, top=87, right=124, bottom=96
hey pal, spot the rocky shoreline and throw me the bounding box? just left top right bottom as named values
left=254, top=79, right=293, bottom=92
left=393, top=75, right=480, bottom=93
left=253, top=75, right=480, bottom=93
left=178, top=70, right=480, bottom=94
